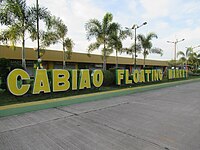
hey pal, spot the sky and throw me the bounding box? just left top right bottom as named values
left=23, top=0, right=200, bottom=60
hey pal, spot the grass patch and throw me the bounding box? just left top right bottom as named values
left=0, top=76, right=200, bottom=106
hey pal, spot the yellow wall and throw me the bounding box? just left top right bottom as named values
left=0, top=45, right=168, bottom=67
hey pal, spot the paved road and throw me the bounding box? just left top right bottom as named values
left=0, top=81, right=200, bottom=150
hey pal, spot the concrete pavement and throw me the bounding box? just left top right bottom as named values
left=0, top=81, right=200, bottom=150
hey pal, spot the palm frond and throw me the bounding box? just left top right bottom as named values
left=150, top=47, right=163, bottom=56
left=85, top=19, right=102, bottom=40
left=177, top=51, right=185, bottom=57
left=48, top=16, right=67, bottom=38
left=137, top=34, right=145, bottom=43
left=104, top=48, right=113, bottom=56
left=186, top=47, right=193, bottom=57
left=88, top=42, right=101, bottom=54
left=102, top=12, right=113, bottom=32
left=30, top=5, right=51, bottom=26
left=146, top=32, right=158, bottom=41
left=121, top=44, right=142, bottom=55
left=120, top=29, right=132, bottom=40
left=0, top=25, right=21, bottom=49
left=178, top=57, right=186, bottom=63
left=40, top=31, right=58, bottom=47
left=107, top=22, right=120, bottom=35
left=63, top=37, right=74, bottom=59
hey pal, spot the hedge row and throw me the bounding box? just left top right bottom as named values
left=0, top=58, right=23, bottom=89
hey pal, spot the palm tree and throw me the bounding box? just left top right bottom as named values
left=109, top=27, right=132, bottom=68
left=137, top=32, right=163, bottom=68
left=188, top=51, right=198, bottom=70
left=85, top=12, right=119, bottom=70
left=42, top=16, right=74, bottom=69
left=0, top=0, right=51, bottom=69
left=178, top=47, right=200, bottom=70
left=177, top=47, right=193, bottom=69
left=123, top=43, right=142, bottom=68
left=0, top=0, right=32, bottom=69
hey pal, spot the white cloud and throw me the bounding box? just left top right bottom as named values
left=25, top=0, right=105, bottom=53
left=139, top=0, right=170, bottom=19
left=2, top=0, right=200, bottom=61
left=149, top=26, right=200, bottom=60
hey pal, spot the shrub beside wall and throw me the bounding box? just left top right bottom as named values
left=0, top=58, right=24, bottom=90
left=102, top=70, right=115, bottom=86
left=0, top=58, right=11, bottom=89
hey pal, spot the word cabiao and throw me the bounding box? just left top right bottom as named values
left=7, top=69, right=103, bottom=96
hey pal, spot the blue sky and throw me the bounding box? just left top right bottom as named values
left=24, top=0, right=200, bottom=60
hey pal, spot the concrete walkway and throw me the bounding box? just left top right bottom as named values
left=0, top=81, right=200, bottom=150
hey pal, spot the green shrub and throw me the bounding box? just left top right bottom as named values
left=102, top=70, right=115, bottom=86
left=189, top=70, right=200, bottom=76
left=0, top=58, right=11, bottom=89
left=192, top=69, right=200, bottom=74
left=109, top=68, right=117, bottom=84
left=10, top=61, right=23, bottom=70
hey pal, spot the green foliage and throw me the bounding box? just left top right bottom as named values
left=102, top=70, right=115, bottom=86
left=46, top=69, right=53, bottom=90
left=0, top=58, right=10, bottom=89
left=137, top=32, right=163, bottom=67
left=0, top=58, right=24, bottom=90
left=0, top=0, right=52, bottom=68
left=109, top=26, right=132, bottom=68
left=124, top=44, right=142, bottom=56
left=0, top=0, right=33, bottom=68
left=10, top=61, right=23, bottom=70
left=85, top=12, right=120, bottom=70
left=42, top=16, right=74, bottom=69
left=192, top=69, right=200, bottom=74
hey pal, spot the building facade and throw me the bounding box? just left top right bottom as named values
left=0, top=45, right=168, bottom=76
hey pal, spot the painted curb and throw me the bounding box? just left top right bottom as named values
left=0, top=78, right=200, bottom=117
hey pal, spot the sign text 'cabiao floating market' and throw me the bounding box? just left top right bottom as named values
left=7, top=69, right=188, bottom=96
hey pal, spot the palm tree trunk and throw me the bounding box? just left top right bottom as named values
left=116, top=50, right=118, bottom=68
left=143, top=49, right=146, bottom=68
left=63, top=42, right=65, bottom=69
left=186, top=59, right=188, bottom=71
left=103, top=52, right=106, bottom=70
left=22, top=32, right=26, bottom=70
left=103, top=41, right=106, bottom=70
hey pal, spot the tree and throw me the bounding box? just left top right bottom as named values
left=137, top=32, right=163, bottom=68
left=42, top=16, right=74, bottom=69
left=85, top=12, right=119, bottom=70
left=177, top=47, right=193, bottom=69
left=197, top=53, right=200, bottom=70
left=0, top=0, right=51, bottom=69
left=178, top=47, right=200, bottom=70
left=122, top=43, right=142, bottom=69
left=0, top=0, right=31, bottom=69
left=195, top=53, right=200, bottom=70
left=109, top=27, right=132, bottom=68
left=188, top=51, right=199, bottom=70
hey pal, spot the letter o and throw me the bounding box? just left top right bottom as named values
left=133, top=70, right=140, bottom=83
left=93, top=70, right=103, bottom=87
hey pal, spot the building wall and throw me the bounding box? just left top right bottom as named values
left=0, top=45, right=168, bottom=74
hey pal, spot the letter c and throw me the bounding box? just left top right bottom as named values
left=7, top=69, right=30, bottom=96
